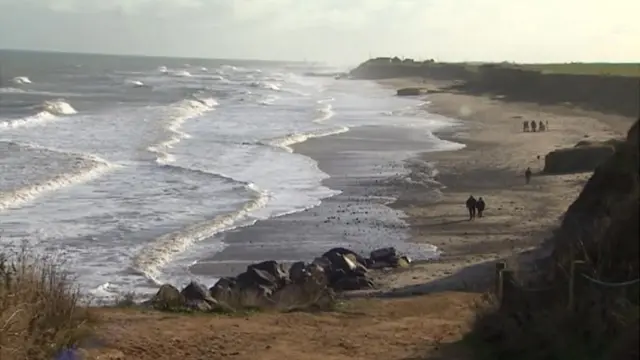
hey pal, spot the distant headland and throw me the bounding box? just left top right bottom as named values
left=349, top=58, right=640, bottom=118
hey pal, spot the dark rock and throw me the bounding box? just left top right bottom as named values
left=396, top=87, right=427, bottom=96
left=289, top=261, right=308, bottom=283
left=368, top=260, right=394, bottom=270
left=248, top=260, right=289, bottom=285
left=311, top=256, right=332, bottom=271
left=271, top=269, right=335, bottom=311
left=332, top=275, right=375, bottom=291
left=180, top=281, right=218, bottom=311
left=321, top=248, right=368, bottom=268
left=370, top=247, right=398, bottom=262
left=209, top=277, right=237, bottom=300
left=325, top=252, right=357, bottom=274
left=150, top=284, right=184, bottom=310
left=237, top=267, right=278, bottom=289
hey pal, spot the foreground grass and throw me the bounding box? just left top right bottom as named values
left=0, top=247, right=93, bottom=360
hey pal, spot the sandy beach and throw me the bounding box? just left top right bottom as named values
left=74, top=77, right=636, bottom=360
left=373, top=78, right=635, bottom=295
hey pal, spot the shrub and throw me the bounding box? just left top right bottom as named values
left=0, top=245, right=92, bottom=360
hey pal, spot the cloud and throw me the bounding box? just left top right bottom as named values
left=0, top=0, right=638, bottom=63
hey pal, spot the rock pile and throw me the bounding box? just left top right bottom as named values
left=147, top=246, right=411, bottom=312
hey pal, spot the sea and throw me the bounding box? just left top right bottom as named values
left=0, top=50, right=463, bottom=302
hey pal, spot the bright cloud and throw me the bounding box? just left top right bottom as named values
left=0, top=0, right=638, bottom=64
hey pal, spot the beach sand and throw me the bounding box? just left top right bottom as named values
left=372, top=78, right=635, bottom=295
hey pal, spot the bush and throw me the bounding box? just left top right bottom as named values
left=0, top=245, right=92, bottom=360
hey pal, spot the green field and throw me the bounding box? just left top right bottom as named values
left=509, top=63, right=640, bottom=77
left=361, top=58, right=640, bottom=77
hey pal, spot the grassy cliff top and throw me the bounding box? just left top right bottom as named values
left=356, top=58, right=640, bottom=77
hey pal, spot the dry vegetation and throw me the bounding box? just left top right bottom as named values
left=0, top=245, right=92, bottom=360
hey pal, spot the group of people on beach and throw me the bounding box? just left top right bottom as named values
left=523, top=120, right=549, bottom=132
left=465, top=196, right=486, bottom=220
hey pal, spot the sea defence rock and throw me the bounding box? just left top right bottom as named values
left=543, top=143, right=616, bottom=174
left=396, top=87, right=428, bottom=96
left=145, top=246, right=412, bottom=313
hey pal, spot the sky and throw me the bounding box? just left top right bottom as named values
left=0, top=0, right=638, bottom=65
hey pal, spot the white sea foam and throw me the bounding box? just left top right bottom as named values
left=0, top=100, right=77, bottom=129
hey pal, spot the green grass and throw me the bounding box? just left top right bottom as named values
left=511, top=63, right=640, bottom=77
left=360, top=58, right=640, bottom=77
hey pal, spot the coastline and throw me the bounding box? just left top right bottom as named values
left=189, top=124, right=448, bottom=279
left=189, top=76, right=634, bottom=295
left=375, top=78, right=635, bottom=294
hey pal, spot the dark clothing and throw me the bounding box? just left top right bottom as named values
left=466, top=196, right=477, bottom=220
left=525, top=168, right=532, bottom=184
left=476, top=199, right=486, bottom=217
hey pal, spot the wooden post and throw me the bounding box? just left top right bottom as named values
left=568, top=260, right=587, bottom=311
left=495, top=261, right=507, bottom=297
left=500, top=269, right=515, bottom=310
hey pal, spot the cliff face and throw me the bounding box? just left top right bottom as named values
left=553, top=120, right=639, bottom=279
left=349, top=60, right=640, bottom=118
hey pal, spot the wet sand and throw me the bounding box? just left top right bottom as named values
left=189, top=125, right=452, bottom=278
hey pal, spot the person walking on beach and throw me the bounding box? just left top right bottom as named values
left=476, top=197, right=486, bottom=218
left=530, top=120, right=537, bottom=132
left=525, top=167, right=532, bottom=184
left=465, top=195, right=477, bottom=220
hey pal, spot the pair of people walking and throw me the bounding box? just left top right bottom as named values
left=465, top=195, right=486, bottom=220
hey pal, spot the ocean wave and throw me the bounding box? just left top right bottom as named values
left=0, top=100, right=77, bottom=129
left=146, top=97, right=217, bottom=164
left=261, top=126, right=350, bottom=153
left=131, top=183, right=269, bottom=283
left=171, top=70, right=192, bottom=78
left=0, top=142, right=116, bottom=211
left=11, top=76, right=32, bottom=85
left=313, top=98, right=335, bottom=123
left=125, top=79, right=147, bottom=88
left=258, top=94, right=279, bottom=106
left=159, top=163, right=250, bottom=187
left=248, top=81, right=281, bottom=91
left=0, top=87, right=25, bottom=94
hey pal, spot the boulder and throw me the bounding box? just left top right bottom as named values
left=395, top=256, right=411, bottom=268
left=270, top=268, right=335, bottom=311
left=370, top=247, right=398, bottom=262
left=209, top=277, right=237, bottom=305
left=236, top=267, right=278, bottom=290
left=332, top=275, right=375, bottom=291
left=311, top=256, right=332, bottom=272
left=288, top=261, right=308, bottom=283
left=248, top=260, right=289, bottom=285
left=149, top=284, right=185, bottom=310
left=181, top=281, right=227, bottom=312
left=543, top=145, right=615, bottom=174
left=322, top=248, right=368, bottom=269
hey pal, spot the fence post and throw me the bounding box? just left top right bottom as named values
left=495, top=261, right=506, bottom=298
left=500, top=269, right=515, bottom=310
left=568, top=260, right=587, bottom=311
